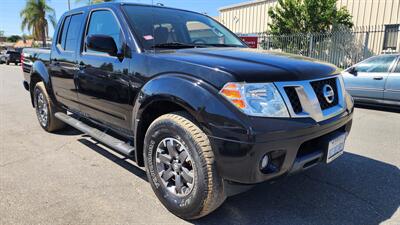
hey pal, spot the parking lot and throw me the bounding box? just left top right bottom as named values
left=0, top=64, right=399, bottom=225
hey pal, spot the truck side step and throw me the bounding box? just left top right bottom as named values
left=55, top=112, right=135, bottom=156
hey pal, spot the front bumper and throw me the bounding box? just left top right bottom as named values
left=209, top=110, right=353, bottom=184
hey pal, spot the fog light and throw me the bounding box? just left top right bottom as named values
left=260, top=154, right=270, bottom=170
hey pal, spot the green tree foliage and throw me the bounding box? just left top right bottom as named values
left=22, top=34, right=34, bottom=40
left=0, top=30, right=4, bottom=37
left=268, top=0, right=353, bottom=35
left=20, top=0, right=56, bottom=47
left=7, top=35, right=22, bottom=43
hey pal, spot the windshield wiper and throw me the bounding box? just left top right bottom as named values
left=195, top=43, right=244, bottom=48
left=150, top=42, right=198, bottom=49
left=149, top=42, right=242, bottom=49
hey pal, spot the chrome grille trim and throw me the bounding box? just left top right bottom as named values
left=274, top=75, right=346, bottom=122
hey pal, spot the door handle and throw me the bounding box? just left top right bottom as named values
left=78, top=63, right=86, bottom=70
left=373, top=76, right=383, bottom=80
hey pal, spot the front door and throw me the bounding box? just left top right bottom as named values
left=76, top=9, right=132, bottom=132
left=343, top=55, right=397, bottom=100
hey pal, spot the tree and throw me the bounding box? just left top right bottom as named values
left=7, top=35, right=22, bottom=43
left=268, top=0, right=353, bottom=35
left=20, top=0, right=56, bottom=47
left=0, top=30, right=4, bottom=37
left=22, top=34, right=34, bottom=40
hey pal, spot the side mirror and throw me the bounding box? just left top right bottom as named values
left=347, top=67, right=358, bottom=76
left=86, top=34, right=118, bottom=56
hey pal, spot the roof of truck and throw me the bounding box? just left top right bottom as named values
left=66, top=2, right=201, bottom=16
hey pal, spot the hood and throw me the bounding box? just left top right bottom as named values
left=152, top=47, right=340, bottom=83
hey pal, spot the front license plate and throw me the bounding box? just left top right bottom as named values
left=326, top=133, right=346, bottom=163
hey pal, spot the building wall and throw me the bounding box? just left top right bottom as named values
left=219, top=0, right=277, bottom=34
left=219, top=0, right=400, bottom=34
left=338, top=0, right=399, bottom=27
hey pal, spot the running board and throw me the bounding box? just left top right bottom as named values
left=55, top=112, right=135, bottom=156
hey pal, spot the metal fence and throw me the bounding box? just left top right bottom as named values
left=241, top=26, right=399, bottom=69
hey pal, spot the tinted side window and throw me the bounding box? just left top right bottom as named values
left=65, top=14, right=84, bottom=51
left=86, top=10, right=122, bottom=53
left=355, top=55, right=397, bottom=73
left=58, top=16, right=71, bottom=49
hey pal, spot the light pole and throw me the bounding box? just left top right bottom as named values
left=68, top=0, right=71, bottom=10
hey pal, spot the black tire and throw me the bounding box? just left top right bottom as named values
left=6, top=60, right=9, bottom=65
left=144, top=112, right=226, bottom=220
left=33, top=82, right=65, bottom=132
left=15, top=62, right=18, bottom=65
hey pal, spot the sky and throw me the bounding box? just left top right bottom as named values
left=0, top=0, right=247, bottom=36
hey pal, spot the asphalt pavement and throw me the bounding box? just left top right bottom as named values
left=1, top=64, right=399, bottom=225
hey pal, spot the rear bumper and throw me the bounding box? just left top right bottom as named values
left=210, top=110, right=353, bottom=184
left=7, top=58, right=20, bottom=63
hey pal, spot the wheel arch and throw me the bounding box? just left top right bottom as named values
left=29, top=73, right=42, bottom=107
left=132, top=74, right=219, bottom=166
left=29, top=61, right=55, bottom=107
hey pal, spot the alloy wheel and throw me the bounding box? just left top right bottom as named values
left=155, top=138, right=195, bottom=197
left=36, top=91, right=48, bottom=127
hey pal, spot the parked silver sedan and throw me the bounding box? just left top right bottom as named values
left=342, top=54, right=400, bottom=107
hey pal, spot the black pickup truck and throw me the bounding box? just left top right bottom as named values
left=1, top=50, right=21, bottom=65
left=22, top=3, right=354, bottom=219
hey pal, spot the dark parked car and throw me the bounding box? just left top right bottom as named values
left=22, top=3, right=354, bottom=219
left=0, top=50, right=21, bottom=65
left=342, top=54, right=400, bottom=107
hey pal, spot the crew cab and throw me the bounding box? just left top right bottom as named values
left=22, top=3, right=354, bottom=220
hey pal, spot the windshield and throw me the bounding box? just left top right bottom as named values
left=122, top=5, right=245, bottom=49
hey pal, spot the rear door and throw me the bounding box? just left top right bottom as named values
left=50, top=13, right=84, bottom=112
left=384, top=56, right=400, bottom=103
left=76, top=9, right=132, bottom=131
left=343, top=55, right=397, bottom=100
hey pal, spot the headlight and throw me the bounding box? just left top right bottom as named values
left=219, top=82, right=289, bottom=117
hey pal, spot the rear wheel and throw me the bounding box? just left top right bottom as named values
left=15, top=62, right=18, bottom=65
left=33, top=82, right=65, bottom=132
left=144, top=112, right=226, bottom=220
left=6, top=60, right=9, bottom=65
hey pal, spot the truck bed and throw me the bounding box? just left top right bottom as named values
left=22, top=48, right=50, bottom=74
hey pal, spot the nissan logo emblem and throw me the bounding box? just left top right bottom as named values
left=323, top=84, right=335, bottom=104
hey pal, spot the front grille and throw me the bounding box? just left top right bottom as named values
left=310, top=78, right=339, bottom=110
left=284, top=87, right=302, bottom=114
left=274, top=76, right=344, bottom=122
